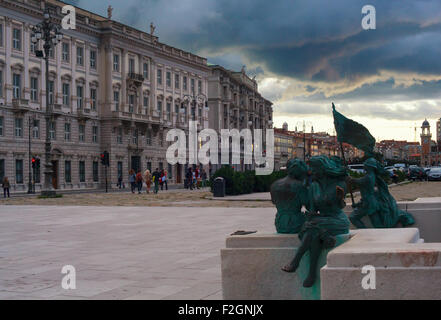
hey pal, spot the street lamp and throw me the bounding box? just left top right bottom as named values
left=296, top=120, right=313, bottom=161
left=31, top=9, right=63, bottom=197
left=27, top=116, right=38, bottom=194
left=182, top=90, right=207, bottom=168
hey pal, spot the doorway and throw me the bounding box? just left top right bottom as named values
left=51, top=160, right=58, bottom=189
left=131, top=156, right=141, bottom=173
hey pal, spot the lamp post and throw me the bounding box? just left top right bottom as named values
left=182, top=90, right=207, bottom=167
left=27, top=116, right=37, bottom=194
left=296, top=120, right=313, bottom=161
left=31, top=9, right=63, bottom=197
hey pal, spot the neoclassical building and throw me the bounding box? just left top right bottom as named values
left=207, top=65, right=273, bottom=172
left=0, top=0, right=210, bottom=191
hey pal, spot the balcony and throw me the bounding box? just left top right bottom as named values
left=77, top=108, right=91, bottom=121
left=12, top=98, right=30, bottom=113
left=127, top=73, right=144, bottom=86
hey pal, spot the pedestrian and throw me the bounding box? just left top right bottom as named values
left=136, top=170, right=143, bottom=194
left=2, top=176, right=10, bottom=198
left=192, top=169, right=197, bottom=189
left=201, top=168, right=207, bottom=188
left=152, top=168, right=160, bottom=194
left=144, top=169, right=152, bottom=194
left=163, top=170, right=168, bottom=191
left=186, top=168, right=193, bottom=190
left=159, top=169, right=164, bottom=191
left=117, top=174, right=123, bottom=189
left=129, top=169, right=136, bottom=193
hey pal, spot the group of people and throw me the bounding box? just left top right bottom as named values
left=185, top=166, right=207, bottom=190
left=124, top=168, right=168, bottom=194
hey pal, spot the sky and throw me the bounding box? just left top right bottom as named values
left=65, top=0, right=441, bottom=142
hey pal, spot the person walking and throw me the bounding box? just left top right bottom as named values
left=152, top=168, right=160, bottom=194
left=163, top=170, right=168, bottom=190
left=136, top=170, right=143, bottom=194
left=159, top=169, right=164, bottom=191
left=129, top=169, right=136, bottom=193
left=186, top=168, right=193, bottom=190
left=144, top=169, right=152, bottom=194
left=117, top=174, right=123, bottom=189
left=2, top=176, right=10, bottom=198
left=201, top=168, right=207, bottom=188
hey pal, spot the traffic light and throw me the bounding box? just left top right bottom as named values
left=101, top=151, right=110, bottom=167
left=31, top=157, right=36, bottom=169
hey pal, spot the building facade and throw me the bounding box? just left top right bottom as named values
left=0, top=0, right=210, bottom=191
left=207, top=65, right=273, bottom=172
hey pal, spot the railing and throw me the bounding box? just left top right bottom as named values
left=127, top=73, right=144, bottom=83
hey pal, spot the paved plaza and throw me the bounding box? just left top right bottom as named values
left=0, top=205, right=275, bottom=299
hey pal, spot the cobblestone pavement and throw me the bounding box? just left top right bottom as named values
left=0, top=205, right=275, bottom=300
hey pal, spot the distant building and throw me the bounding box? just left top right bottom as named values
left=420, top=119, right=441, bottom=166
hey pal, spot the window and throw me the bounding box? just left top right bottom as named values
left=62, top=42, right=69, bottom=62
left=166, top=102, right=171, bottom=120
left=175, top=74, right=180, bottom=89
left=30, top=38, right=36, bottom=54
left=30, top=77, right=38, bottom=102
left=48, top=80, right=54, bottom=105
left=146, top=161, right=152, bottom=172
left=0, top=116, right=3, bottom=136
left=12, top=28, right=21, bottom=50
left=14, top=118, right=23, bottom=137
left=13, top=74, right=21, bottom=99
left=132, top=129, right=138, bottom=145
left=49, top=121, right=56, bottom=140
left=93, top=161, right=98, bottom=182
left=146, top=129, right=152, bottom=146
left=77, top=85, right=83, bottom=108
left=79, top=124, right=85, bottom=142
left=48, top=46, right=54, bottom=59
left=198, top=80, right=202, bottom=94
left=157, top=69, right=162, bottom=85
left=183, top=76, right=188, bottom=91
left=143, top=63, right=148, bottom=79
left=159, top=161, right=163, bottom=170
left=114, top=91, right=119, bottom=111
left=129, top=58, right=135, bottom=73
left=15, top=159, right=23, bottom=184
left=79, top=161, right=85, bottom=182
left=191, top=78, right=195, bottom=93
left=76, top=46, right=84, bottom=66
left=65, top=161, right=71, bottom=183
left=117, top=127, right=122, bottom=144
left=166, top=71, right=171, bottom=87
left=129, top=94, right=135, bottom=113
left=157, top=100, right=162, bottom=113
left=143, top=95, right=149, bottom=108
left=175, top=104, right=179, bottom=114
left=32, top=120, right=40, bottom=139
left=92, top=126, right=98, bottom=143
left=113, top=54, right=119, bottom=71
left=90, top=88, right=97, bottom=111
left=62, top=83, right=70, bottom=106
left=64, top=123, right=71, bottom=141
left=0, top=24, right=3, bottom=47
left=90, top=50, right=96, bottom=69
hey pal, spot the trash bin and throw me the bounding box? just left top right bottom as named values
left=213, top=177, right=225, bottom=197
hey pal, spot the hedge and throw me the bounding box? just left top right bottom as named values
left=209, top=165, right=286, bottom=195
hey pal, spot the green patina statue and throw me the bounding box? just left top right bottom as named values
left=281, top=156, right=350, bottom=287
left=348, top=157, right=415, bottom=228
left=271, top=159, right=309, bottom=234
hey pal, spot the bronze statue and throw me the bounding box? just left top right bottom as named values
left=107, top=5, right=113, bottom=20
left=281, top=156, right=350, bottom=287
left=348, top=157, right=415, bottom=228
left=271, top=159, right=309, bottom=234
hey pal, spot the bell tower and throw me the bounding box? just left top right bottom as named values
left=421, top=119, right=431, bottom=166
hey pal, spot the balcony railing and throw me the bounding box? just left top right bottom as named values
left=127, top=72, right=144, bottom=85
